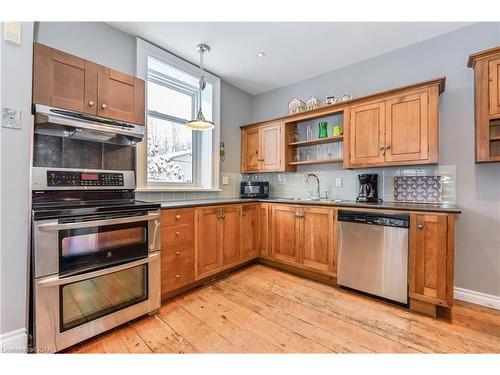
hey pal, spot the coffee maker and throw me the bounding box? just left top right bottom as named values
left=356, top=174, right=382, bottom=203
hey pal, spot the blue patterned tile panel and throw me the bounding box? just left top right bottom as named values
left=393, top=176, right=442, bottom=203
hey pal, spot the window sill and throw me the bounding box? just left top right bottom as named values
left=135, top=187, right=222, bottom=193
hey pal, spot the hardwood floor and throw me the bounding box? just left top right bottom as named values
left=65, top=264, right=500, bottom=354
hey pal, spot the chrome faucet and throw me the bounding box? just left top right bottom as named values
left=305, top=173, right=322, bottom=199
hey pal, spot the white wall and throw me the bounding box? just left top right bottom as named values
left=0, top=22, right=34, bottom=349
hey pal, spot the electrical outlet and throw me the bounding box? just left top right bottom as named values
left=2, top=108, right=21, bottom=129
left=222, top=176, right=230, bottom=185
left=335, top=177, right=342, bottom=188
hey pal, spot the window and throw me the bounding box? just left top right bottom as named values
left=136, top=39, right=220, bottom=191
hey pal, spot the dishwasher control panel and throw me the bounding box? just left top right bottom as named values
left=338, top=210, right=409, bottom=228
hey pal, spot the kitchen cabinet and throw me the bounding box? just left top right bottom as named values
left=271, top=204, right=300, bottom=264
left=241, top=122, right=295, bottom=173
left=409, top=213, right=455, bottom=313
left=33, top=43, right=98, bottom=115
left=468, top=46, right=500, bottom=162
left=240, top=204, right=260, bottom=260
left=259, top=203, right=270, bottom=256
left=270, top=204, right=336, bottom=275
left=221, top=205, right=241, bottom=266
left=33, top=43, right=145, bottom=126
left=344, top=85, right=439, bottom=168
left=195, top=206, right=223, bottom=279
left=160, top=208, right=195, bottom=298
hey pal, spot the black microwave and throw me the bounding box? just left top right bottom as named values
left=240, top=181, right=269, bottom=198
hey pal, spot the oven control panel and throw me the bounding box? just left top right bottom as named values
left=47, top=171, right=124, bottom=187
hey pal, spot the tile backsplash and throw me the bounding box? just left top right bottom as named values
left=137, top=165, right=456, bottom=205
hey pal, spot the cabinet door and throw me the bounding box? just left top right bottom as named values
left=33, top=43, right=98, bottom=114
left=385, top=92, right=429, bottom=163
left=300, top=207, right=335, bottom=274
left=242, top=128, right=261, bottom=172
left=97, top=66, right=145, bottom=125
left=271, top=205, right=300, bottom=263
left=221, top=205, right=241, bottom=266
left=240, top=204, right=260, bottom=260
left=195, top=207, right=222, bottom=279
left=410, top=214, right=452, bottom=306
left=489, top=58, right=500, bottom=116
left=260, top=123, right=283, bottom=171
left=347, top=101, right=386, bottom=167
left=259, top=204, right=270, bottom=256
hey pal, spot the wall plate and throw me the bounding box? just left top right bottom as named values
left=3, top=22, right=22, bottom=45
left=2, top=108, right=21, bottom=129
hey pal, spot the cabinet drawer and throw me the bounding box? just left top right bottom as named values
left=162, top=243, right=194, bottom=267
left=161, top=208, right=195, bottom=227
left=162, top=224, right=194, bottom=245
left=161, top=261, right=195, bottom=294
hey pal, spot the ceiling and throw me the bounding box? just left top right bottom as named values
left=110, top=22, right=471, bottom=95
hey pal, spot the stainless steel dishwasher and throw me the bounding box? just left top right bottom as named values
left=337, top=210, right=409, bottom=304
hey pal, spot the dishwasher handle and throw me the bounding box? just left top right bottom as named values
left=338, top=210, right=409, bottom=228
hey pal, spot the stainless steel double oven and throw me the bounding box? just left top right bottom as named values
left=31, top=168, right=161, bottom=352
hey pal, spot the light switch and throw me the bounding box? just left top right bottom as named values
left=222, top=176, right=230, bottom=185
left=3, top=22, right=21, bottom=45
left=335, top=177, right=342, bottom=188
left=2, top=108, right=21, bottom=129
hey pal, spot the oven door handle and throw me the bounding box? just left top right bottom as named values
left=36, top=211, right=160, bottom=231
left=36, top=252, right=160, bottom=288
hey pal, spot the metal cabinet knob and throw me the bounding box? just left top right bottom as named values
left=175, top=251, right=180, bottom=256
left=175, top=214, right=181, bottom=220
left=88, top=100, right=95, bottom=106
left=385, top=144, right=392, bottom=150
left=379, top=145, right=385, bottom=150
left=101, top=103, right=107, bottom=109
left=175, top=231, right=180, bottom=236
left=175, top=274, right=180, bottom=279
left=418, top=224, right=424, bottom=229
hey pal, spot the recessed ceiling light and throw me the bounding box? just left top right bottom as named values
left=256, top=51, right=266, bottom=58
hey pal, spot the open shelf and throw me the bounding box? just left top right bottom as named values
left=288, top=159, right=343, bottom=166
left=288, top=136, right=343, bottom=147
left=490, top=136, right=500, bottom=141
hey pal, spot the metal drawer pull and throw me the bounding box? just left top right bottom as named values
left=175, top=214, right=181, bottom=220
left=175, top=274, right=180, bottom=279
left=36, top=212, right=160, bottom=231
left=88, top=100, right=95, bottom=106
left=101, top=103, right=107, bottom=109
left=175, top=251, right=180, bottom=256
left=175, top=231, right=180, bottom=236
left=418, top=224, right=424, bottom=229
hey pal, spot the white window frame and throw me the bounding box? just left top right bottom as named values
left=136, top=38, right=221, bottom=192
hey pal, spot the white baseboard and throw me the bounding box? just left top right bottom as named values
left=454, top=287, right=500, bottom=310
left=0, top=329, right=27, bottom=353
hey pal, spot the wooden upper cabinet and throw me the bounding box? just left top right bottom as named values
left=489, top=58, right=500, bottom=116
left=195, top=207, right=222, bottom=279
left=344, top=83, right=442, bottom=168
left=300, top=206, right=335, bottom=274
left=409, top=214, right=454, bottom=307
left=271, top=205, right=300, bottom=263
left=242, top=127, right=261, bottom=172
left=347, top=101, right=386, bottom=167
left=241, top=122, right=294, bottom=173
left=97, top=66, right=145, bottom=125
left=33, top=43, right=145, bottom=125
left=260, top=124, right=282, bottom=171
left=240, top=204, right=260, bottom=260
left=469, top=47, right=500, bottom=162
left=385, top=91, right=430, bottom=163
left=33, top=43, right=98, bottom=115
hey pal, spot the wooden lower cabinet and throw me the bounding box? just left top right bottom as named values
left=195, top=206, right=223, bottom=279
left=270, top=204, right=337, bottom=276
left=160, top=208, right=195, bottom=298
left=222, top=205, right=241, bottom=266
left=240, top=204, right=260, bottom=260
left=409, top=213, right=455, bottom=310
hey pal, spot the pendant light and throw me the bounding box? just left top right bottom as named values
left=185, top=44, right=215, bottom=131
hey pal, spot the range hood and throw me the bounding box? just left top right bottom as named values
left=34, top=104, right=144, bottom=145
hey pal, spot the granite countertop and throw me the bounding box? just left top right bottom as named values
left=144, top=197, right=461, bottom=214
